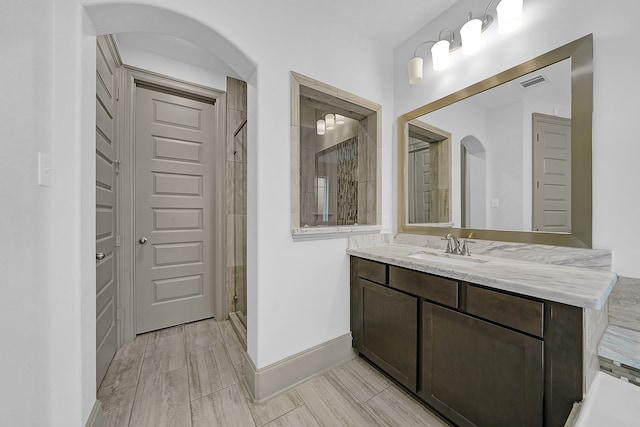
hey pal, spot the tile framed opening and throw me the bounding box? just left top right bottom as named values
left=290, top=72, right=382, bottom=241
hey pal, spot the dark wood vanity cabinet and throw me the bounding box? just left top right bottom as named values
left=350, top=257, right=582, bottom=427
left=350, top=258, right=418, bottom=391
left=422, top=302, right=543, bottom=427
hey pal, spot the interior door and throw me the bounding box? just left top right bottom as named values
left=134, top=85, right=216, bottom=334
left=533, top=113, right=571, bottom=232
left=95, top=36, right=119, bottom=388
left=414, top=147, right=431, bottom=223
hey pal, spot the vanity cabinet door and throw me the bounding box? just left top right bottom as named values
left=357, top=278, right=418, bottom=392
left=421, top=302, right=543, bottom=427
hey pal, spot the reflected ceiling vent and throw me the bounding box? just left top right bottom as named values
left=519, top=74, right=548, bottom=89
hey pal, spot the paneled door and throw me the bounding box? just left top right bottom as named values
left=95, top=36, right=119, bottom=389
left=134, top=85, right=216, bottom=333
left=533, top=113, right=571, bottom=233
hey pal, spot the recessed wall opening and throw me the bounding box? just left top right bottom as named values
left=290, top=72, right=382, bottom=238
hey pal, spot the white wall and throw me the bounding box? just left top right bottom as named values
left=115, top=43, right=228, bottom=91
left=394, top=0, right=640, bottom=278
left=0, top=0, right=395, bottom=424
left=0, top=0, right=53, bottom=425
left=486, top=101, right=523, bottom=230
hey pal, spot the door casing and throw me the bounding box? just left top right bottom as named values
left=118, top=66, right=227, bottom=344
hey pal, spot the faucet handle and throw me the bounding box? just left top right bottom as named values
left=461, top=239, right=475, bottom=256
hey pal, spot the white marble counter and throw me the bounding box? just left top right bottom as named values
left=598, top=325, right=640, bottom=370
left=347, top=243, right=617, bottom=309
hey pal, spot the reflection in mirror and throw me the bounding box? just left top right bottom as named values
left=415, top=59, right=571, bottom=233
left=407, top=121, right=451, bottom=224
left=397, top=34, right=593, bottom=248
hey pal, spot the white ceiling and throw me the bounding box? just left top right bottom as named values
left=113, top=0, right=457, bottom=78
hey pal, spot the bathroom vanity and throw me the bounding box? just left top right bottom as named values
left=348, top=241, right=616, bottom=427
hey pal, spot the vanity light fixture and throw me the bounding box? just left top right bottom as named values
left=316, top=119, right=326, bottom=135
left=408, top=28, right=455, bottom=83
left=335, top=114, right=345, bottom=125
left=408, top=0, right=523, bottom=84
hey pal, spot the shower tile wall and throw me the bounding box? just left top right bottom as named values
left=358, top=116, right=377, bottom=225
left=299, top=110, right=376, bottom=227
left=226, top=77, right=247, bottom=317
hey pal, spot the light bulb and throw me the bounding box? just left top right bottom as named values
left=431, top=39, right=450, bottom=71
left=460, top=18, right=482, bottom=55
left=408, top=56, right=423, bottom=84
left=497, top=0, right=523, bottom=34
left=316, top=119, right=325, bottom=135
left=325, top=113, right=335, bottom=130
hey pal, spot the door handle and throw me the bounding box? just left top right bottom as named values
left=139, top=237, right=148, bottom=245
left=96, top=252, right=105, bottom=261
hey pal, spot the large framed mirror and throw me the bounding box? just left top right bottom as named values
left=398, top=34, right=593, bottom=248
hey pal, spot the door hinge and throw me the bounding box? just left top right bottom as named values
left=116, top=308, right=122, bottom=320
left=116, top=235, right=121, bottom=247
left=536, top=134, right=540, bottom=142
left=114, top=160, right=123, bottom=174
left=537, top=181, right=540, bottom=189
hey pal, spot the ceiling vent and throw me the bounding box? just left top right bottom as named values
left=519, top=74, right=548, bottom=89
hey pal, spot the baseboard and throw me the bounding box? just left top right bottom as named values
left=85, top=400, right=104, bottom=427
left=244, top=333, right=356, bottom=402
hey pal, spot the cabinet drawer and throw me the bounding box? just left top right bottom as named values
left=358, top=258, right=387, bottom=285
left=388, top=266, right=458, bottom=309
left=466, top=285, right=544, bottom=338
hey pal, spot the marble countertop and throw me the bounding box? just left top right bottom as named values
left=347, top=243, right=617, bottom=309
left=598, top=325, right=640, bottom=370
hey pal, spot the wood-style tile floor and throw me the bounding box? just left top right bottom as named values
left=98, top=318, right=448, bottom=426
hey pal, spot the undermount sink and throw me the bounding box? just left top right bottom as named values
left=406, top=252, right=487, bottom=268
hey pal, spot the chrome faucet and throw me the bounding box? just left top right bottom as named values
left=445, top=233, right=461, bottom=255
left=443, top=233, right=474, bottom=256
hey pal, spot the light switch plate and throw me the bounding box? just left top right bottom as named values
left=38, top=152, right=52, bottom=187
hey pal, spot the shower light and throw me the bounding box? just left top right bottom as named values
left=325, top=113, right=335, bottom=130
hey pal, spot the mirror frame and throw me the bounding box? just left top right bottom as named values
left=397, top=34, right=593, bottom=248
